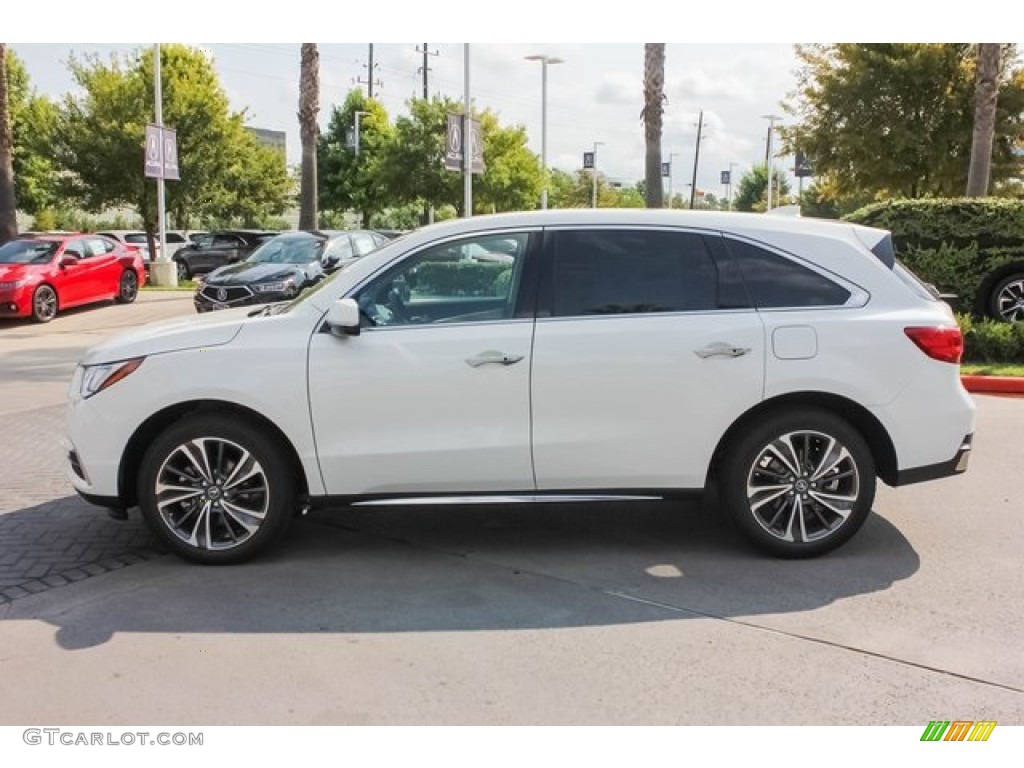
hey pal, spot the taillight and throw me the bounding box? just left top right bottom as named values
left=904, top=326, right=963, bottom=364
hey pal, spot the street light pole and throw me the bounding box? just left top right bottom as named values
left=761, top=114, right=781, bottom=211
left=689, top=110, right=704, bottom=209
left=591, top=141, right=604, bottom=208
left=727, top=162, right=738, bottom=210
left=353, top=110, right=368, bottom=156
left=525, top=54, right=564, bottom=210
left=667, top=151, right=679, bottom=208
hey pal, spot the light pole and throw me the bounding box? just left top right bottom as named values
left=591, top=141, right=605, bottom=208
left=666, top=152, right=679, bottom=208
left=525, top=54, right=564, bottom=210
left=353, top=110, right=369, bottom=156
left=761, top=114, right=782, bottom=211
left=727, top=162, right=738, bottom=210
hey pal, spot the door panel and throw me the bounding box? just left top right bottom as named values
left=308, top=322, right=535, bottom=495
left=531, top=227, right=764, bottom=490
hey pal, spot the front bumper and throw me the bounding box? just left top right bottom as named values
left=0, top=286, right=32, bottom=317
left=194, top=284, right=293, bottom=313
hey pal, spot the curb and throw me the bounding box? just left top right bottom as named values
left=961, top=375, right=1024, bottom=396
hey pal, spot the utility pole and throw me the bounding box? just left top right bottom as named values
left=356, top=44, right=382, bottom=98
left=727, top=162, right=738, bottom=210
left=667, top=151, right=679, bottom=208
left=591, top=141, right=605, bottom=208
left=353, top=111, right=368, bottom=156
left=417, top=44, right=439, bottom=99
left=689, top=110, right=704, bottom=209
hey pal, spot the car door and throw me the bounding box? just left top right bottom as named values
left=307, top=230, right=540, bottom=496
left=53, top=238, right=91, bottom=306
left=84, top=237, right=122, bottom=299
left=530, top=227, right=765, bottom=490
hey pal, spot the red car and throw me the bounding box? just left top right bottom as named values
left=0, top=234, right=146, bottom=323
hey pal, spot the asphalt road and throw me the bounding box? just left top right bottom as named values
left=0, top=293, right=1022, bottom=725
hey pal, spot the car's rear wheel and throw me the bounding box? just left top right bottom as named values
left=115, top=270, right=138, bottom=304
left=137, top=414, right=295, bottom=564
left=988, top=272, right=1024, bottom=322
left=719, top=408, right=875, bottom=558
left=176, top=260, right=191, bottom=282
left=31, top=284, right=58, bottom=323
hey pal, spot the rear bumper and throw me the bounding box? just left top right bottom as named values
left=893, top=433, right=973, bottom=486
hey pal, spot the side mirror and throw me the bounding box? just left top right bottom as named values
left=325, top=297, right=361, bottom=336
left=60, top=253, right=80, bottom=267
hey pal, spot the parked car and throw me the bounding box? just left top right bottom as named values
left=0, top=234, right=144, bottom=323
left=194, top=230, right=389, bottom=312
left=65, top=210, right=975, bottom=564
left=96, top=230, right=196, bottom=276
left=172, top=230, right=277, bottom=282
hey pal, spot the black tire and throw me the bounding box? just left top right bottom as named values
left=137, top=413, right=296, bottom=564
left=31, top=284, right=58, bottom=323
left=176, top=259, right=191, bottom=282
left=718, top=408, right=876, bottom=558
left=115, top=269, right=139, bottom=304
left=987, top=272, right=1024, bottom=322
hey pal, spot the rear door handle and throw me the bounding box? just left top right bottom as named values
left=465, top=350, right=525, bottom=367
left=694, top=342, right=751, bottom=359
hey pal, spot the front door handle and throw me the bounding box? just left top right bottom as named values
left=694, top=342, right=751, bottom=359
left=465, top=350, right=525, bottom=368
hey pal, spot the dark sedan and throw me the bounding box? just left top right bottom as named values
left=194, top=230, right=389, bottom=312
left=173, top=230, right=277, bottom=281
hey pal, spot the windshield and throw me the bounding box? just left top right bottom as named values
left=249, top=236, right=325, bottom=265
left=0, top=240, right=59, bottom=264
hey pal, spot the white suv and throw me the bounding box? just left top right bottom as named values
left=65, top=210, right=975, bottom=563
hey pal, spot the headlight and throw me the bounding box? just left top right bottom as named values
left=79, top=358, right=145, bottom=399
left=0, top=280, right=26, bottom=289
left=253, top=280, right=292, bottom=293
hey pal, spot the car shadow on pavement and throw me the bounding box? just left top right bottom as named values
left=0, top=498, right=921, bottom=650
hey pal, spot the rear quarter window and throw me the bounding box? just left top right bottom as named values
left=724, top=238, right=851, bottom=308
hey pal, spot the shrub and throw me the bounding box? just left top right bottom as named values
left=845, top=198, right=1024, bottom=317
left=411, top=261, right=511, bottom=297
left=957, top=313, right=1024, bottom=364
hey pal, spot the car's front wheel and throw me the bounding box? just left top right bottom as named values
left=137, top=414, right=295, bottom=564
left=719, top=408, right=875, bottom=558
left=32, top=284, right=58, bottom=323
left=176, top=260, right=191, bottom=282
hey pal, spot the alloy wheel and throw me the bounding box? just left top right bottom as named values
left=995, top=278, right=1024, bottom=322
left=119, top=271, right=138, bottom=302
left=154, top=437, right=270, bottom=551
left=745, top=430, right=860, bottom=544
left=33, top=285, right=57, bottom=322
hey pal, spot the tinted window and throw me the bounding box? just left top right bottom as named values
left=124, top=233, right=148, bottom=244
left=0, top=240, right=59, bottom=264
left=165, top=233, right=186, bottom=243
left=250, top=235, right=324, bottom=264
left=550, top=230, right=732, bottom=317
left=351, top=232, right=378, bottom=256
left=213, top=235, right=242, bottom=247
left=725, top=238, right=851, bottom=308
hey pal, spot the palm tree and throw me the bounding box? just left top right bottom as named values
left=298, top=43, right=320, bottom=230
left=641, top=44, right=665, bottom=209
left=966, top=44, right=1001, bottom=197
left=0, top=44, right=18, bottom=244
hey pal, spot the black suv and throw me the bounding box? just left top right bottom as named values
left=194, top=230, right=389, bottom=312
left=173, top=230, right=277, bottom=281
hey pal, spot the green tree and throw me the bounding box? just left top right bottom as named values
left=380, top=96, right=542, bottom=216
left=782, top=44, right=1024, bottom=199
left=319, top=90, right=393, bottom=226
left=548, top=168, right=618, bottom=208
left=733, top=164, right=792, bottom=212
left=55, top=45, right=289, bottom=243
left=4, top=49, right=59, bottom=218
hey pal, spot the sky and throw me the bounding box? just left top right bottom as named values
left=7, top=2, right=994, bottom=206
left=9, top=42, right=802, bottom=199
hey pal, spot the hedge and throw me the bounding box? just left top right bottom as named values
left=845, top=198, right=1024, bottom=315
left=410, top=261, right=512, bottom=298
